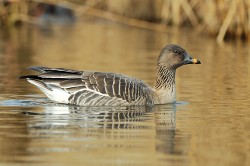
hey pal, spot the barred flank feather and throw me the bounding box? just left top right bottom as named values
left=21, top=66, right=154, bottom=106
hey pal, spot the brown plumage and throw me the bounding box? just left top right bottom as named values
left=20, top=44, right=201, bottom=106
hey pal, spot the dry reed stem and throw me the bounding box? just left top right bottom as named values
left=82, top=7, right=171, bottom=32
left=217, top=0, right=238, bottom=43
left=172, top=0, right=181, bottom=26
left=181, top=0, right=199, bottom=27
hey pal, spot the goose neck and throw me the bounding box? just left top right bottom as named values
left=154, top=65, right=176, bottom=90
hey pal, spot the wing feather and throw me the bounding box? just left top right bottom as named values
left=23, top=66, right=153, bottom=105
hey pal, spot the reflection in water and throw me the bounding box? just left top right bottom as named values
left=25, top=105, right=152, bottom=129
left=154, top=105, right=176, bottom=155
left=0, top=96, right=178, bottom=165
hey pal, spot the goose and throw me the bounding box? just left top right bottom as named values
left=20, top=44, right=201, bottom=106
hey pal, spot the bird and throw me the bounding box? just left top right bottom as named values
left=20, top=44, right=201, bottom=106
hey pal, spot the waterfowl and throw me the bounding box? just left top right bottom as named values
left=20, top=44, right=201, bottom=106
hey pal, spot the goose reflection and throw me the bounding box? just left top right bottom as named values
left=23, top=104, right=176, bottom=130
left=24, top=105, right=151, bottom=129
left=21, top=103, right=178, bottom=155
left=154, top=105, right=176, bottom=154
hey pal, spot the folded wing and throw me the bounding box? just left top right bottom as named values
left=22, top=66, right=153, bottom=106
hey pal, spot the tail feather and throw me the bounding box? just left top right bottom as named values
left=39, top=71, right=82, bottom=79
left=27, top=66, right=49, bottom=73
left=20, top=66, right=81, bottom=104
left=27, top=66, right=82, bottom=74
left=27, top=78, right=52, bottom=91
left=26, top=78, right=70, bottom=103
left=19, top=75, right=41, bottom=79
left=21, top=66, right=82, bottom=80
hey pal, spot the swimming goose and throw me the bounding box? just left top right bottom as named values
left=21, top=44, right=201, bottom=106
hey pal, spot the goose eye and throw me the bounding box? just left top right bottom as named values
left=173, top=50, right=179, bottom=54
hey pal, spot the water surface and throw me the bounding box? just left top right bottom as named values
left=0, top=16, right=250, bottom=166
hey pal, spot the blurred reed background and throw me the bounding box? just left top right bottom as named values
left=0, top=0, right=250, bottom=43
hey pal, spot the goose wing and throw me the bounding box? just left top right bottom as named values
left=22, top=66, right=153, bottom=105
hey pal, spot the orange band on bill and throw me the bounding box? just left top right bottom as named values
left=192, top=58, right=198, bottom=64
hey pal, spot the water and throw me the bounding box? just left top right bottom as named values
left=0, top=16, right=250, bottom=166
